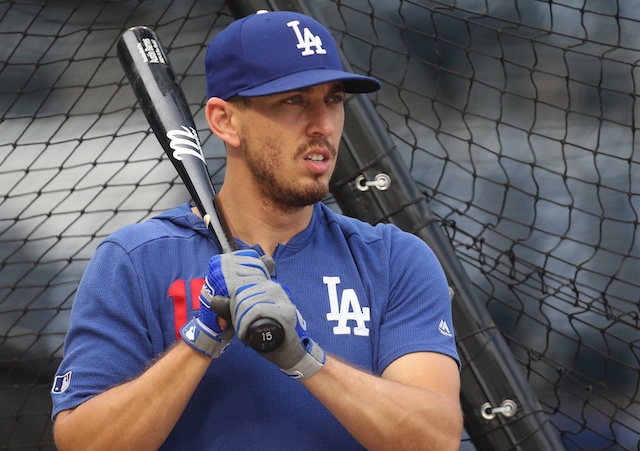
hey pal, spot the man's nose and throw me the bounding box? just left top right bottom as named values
left=306, top=101, right=336, bottom=137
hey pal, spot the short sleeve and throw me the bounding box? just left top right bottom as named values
left=376, top=227, right=460, bottom=373
left=51, top=241, right=154, bottom=419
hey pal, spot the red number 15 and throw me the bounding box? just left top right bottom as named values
left=168, top=279, right=205, bottom=339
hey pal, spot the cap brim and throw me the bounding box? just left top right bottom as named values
left=236, top=69, right=381, bottom=97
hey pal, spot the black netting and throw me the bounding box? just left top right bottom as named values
left=1, top=0, right=638, bottom=449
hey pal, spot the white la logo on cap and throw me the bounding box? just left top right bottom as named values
left=287, top=20, right=327, bottom=56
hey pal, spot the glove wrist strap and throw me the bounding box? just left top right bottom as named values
left=180, top=317, right=230, bottom=359
left=281, top=339, right=326, bottom=380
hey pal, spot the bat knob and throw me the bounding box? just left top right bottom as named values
left=246, top=318, right=285, bottom=353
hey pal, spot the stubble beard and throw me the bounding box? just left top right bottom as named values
left=242, top=128, right=335, bottom=214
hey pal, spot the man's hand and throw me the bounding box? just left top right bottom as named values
left=232, top=280, right=325, bottom=380
left=180, top=285, right=234, bottom=358
left=180, top=250, right=272, bottom=358
left=203, top=249, right=274, bottom=320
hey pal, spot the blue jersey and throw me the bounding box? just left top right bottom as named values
left=51, top=202, right=459, bottom=449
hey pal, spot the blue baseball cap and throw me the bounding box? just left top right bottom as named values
left=205, top=10, right=381, bottom=99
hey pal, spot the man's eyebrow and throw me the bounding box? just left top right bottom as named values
left=296, top=82, right=346, bottom=94
left=329, top=82, right=346, bottom=93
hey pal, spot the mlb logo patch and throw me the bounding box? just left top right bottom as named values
left=51, top=371, right=72, bottom=394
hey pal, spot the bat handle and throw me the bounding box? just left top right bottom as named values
left=211, top=195, right=284, bottom=354
left=211, top=196, right=285, bottom=352
left=246, top=318, right=285, bottom=353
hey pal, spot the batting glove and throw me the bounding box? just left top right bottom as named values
left=231, top=280, right=325, bottom=380
left=203, top=249, right=274, bottom=320
left=180, top=249, right=273, bottom=358
left=180, top=295, right=234, bottom=359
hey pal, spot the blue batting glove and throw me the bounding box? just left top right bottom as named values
left=180, top=293, right=234, bottom=359
left=204, top=249, right=274, bottom=321
left=180, top=250, right=272, bottom=358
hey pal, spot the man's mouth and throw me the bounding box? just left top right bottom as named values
left=305, top=153, right=326, bottom=162
left=302, top=149, right=331, bottom=175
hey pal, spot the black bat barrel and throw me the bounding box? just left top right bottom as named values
left=117, top=26, right=234, bottom=254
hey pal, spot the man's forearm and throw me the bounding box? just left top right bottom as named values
left=302, top=355, right=463, bottom=451
left=54, top=340, right=211, bottom=451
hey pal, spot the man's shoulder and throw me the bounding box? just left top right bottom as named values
left=316, top=202, right=409, bottom=244
left=102, top=203, right=205, bottom=252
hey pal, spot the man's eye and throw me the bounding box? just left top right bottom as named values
left=284, top=96, right=303, bottom=104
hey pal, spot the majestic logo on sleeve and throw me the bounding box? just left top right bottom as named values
left=287, top=20, right=327, bottom=56
left=439, top=319, right=453, bottom=337
left=51, top=371, right=72, bottom=394
left=324, top=276, right=370, bottom=336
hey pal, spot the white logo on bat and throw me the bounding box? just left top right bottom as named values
left=166, top=126, right=205, bottom=163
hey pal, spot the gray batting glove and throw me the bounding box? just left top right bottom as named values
left=181, top=250, right=273, bottom=358
left=231, top=280, right=325, bottom=380
left=203, top=249, right=274, bottom=322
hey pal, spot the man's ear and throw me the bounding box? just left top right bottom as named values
left=206, top=97, right=241, bottom=148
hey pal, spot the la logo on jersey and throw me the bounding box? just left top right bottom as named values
left=51, top=370, right=72, bottom=394
left=287, top=20, right=327, bottom=56
left=324, top=276, right=370, bottom=336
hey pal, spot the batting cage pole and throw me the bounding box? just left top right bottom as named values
left=226, top=1, right=565, bottom=449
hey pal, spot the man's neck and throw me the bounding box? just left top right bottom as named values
left=215, top=188, right=314, bottom=256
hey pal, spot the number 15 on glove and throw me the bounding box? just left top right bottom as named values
left=232, top=280, right=325, bottom=379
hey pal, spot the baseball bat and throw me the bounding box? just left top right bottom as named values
left=116, top=26, right=284, bottom=353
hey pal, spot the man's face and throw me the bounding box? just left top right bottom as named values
left=235, top=82, right=345, bottom=212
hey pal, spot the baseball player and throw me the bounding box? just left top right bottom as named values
left=51, top=11, right=462, bottom=450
